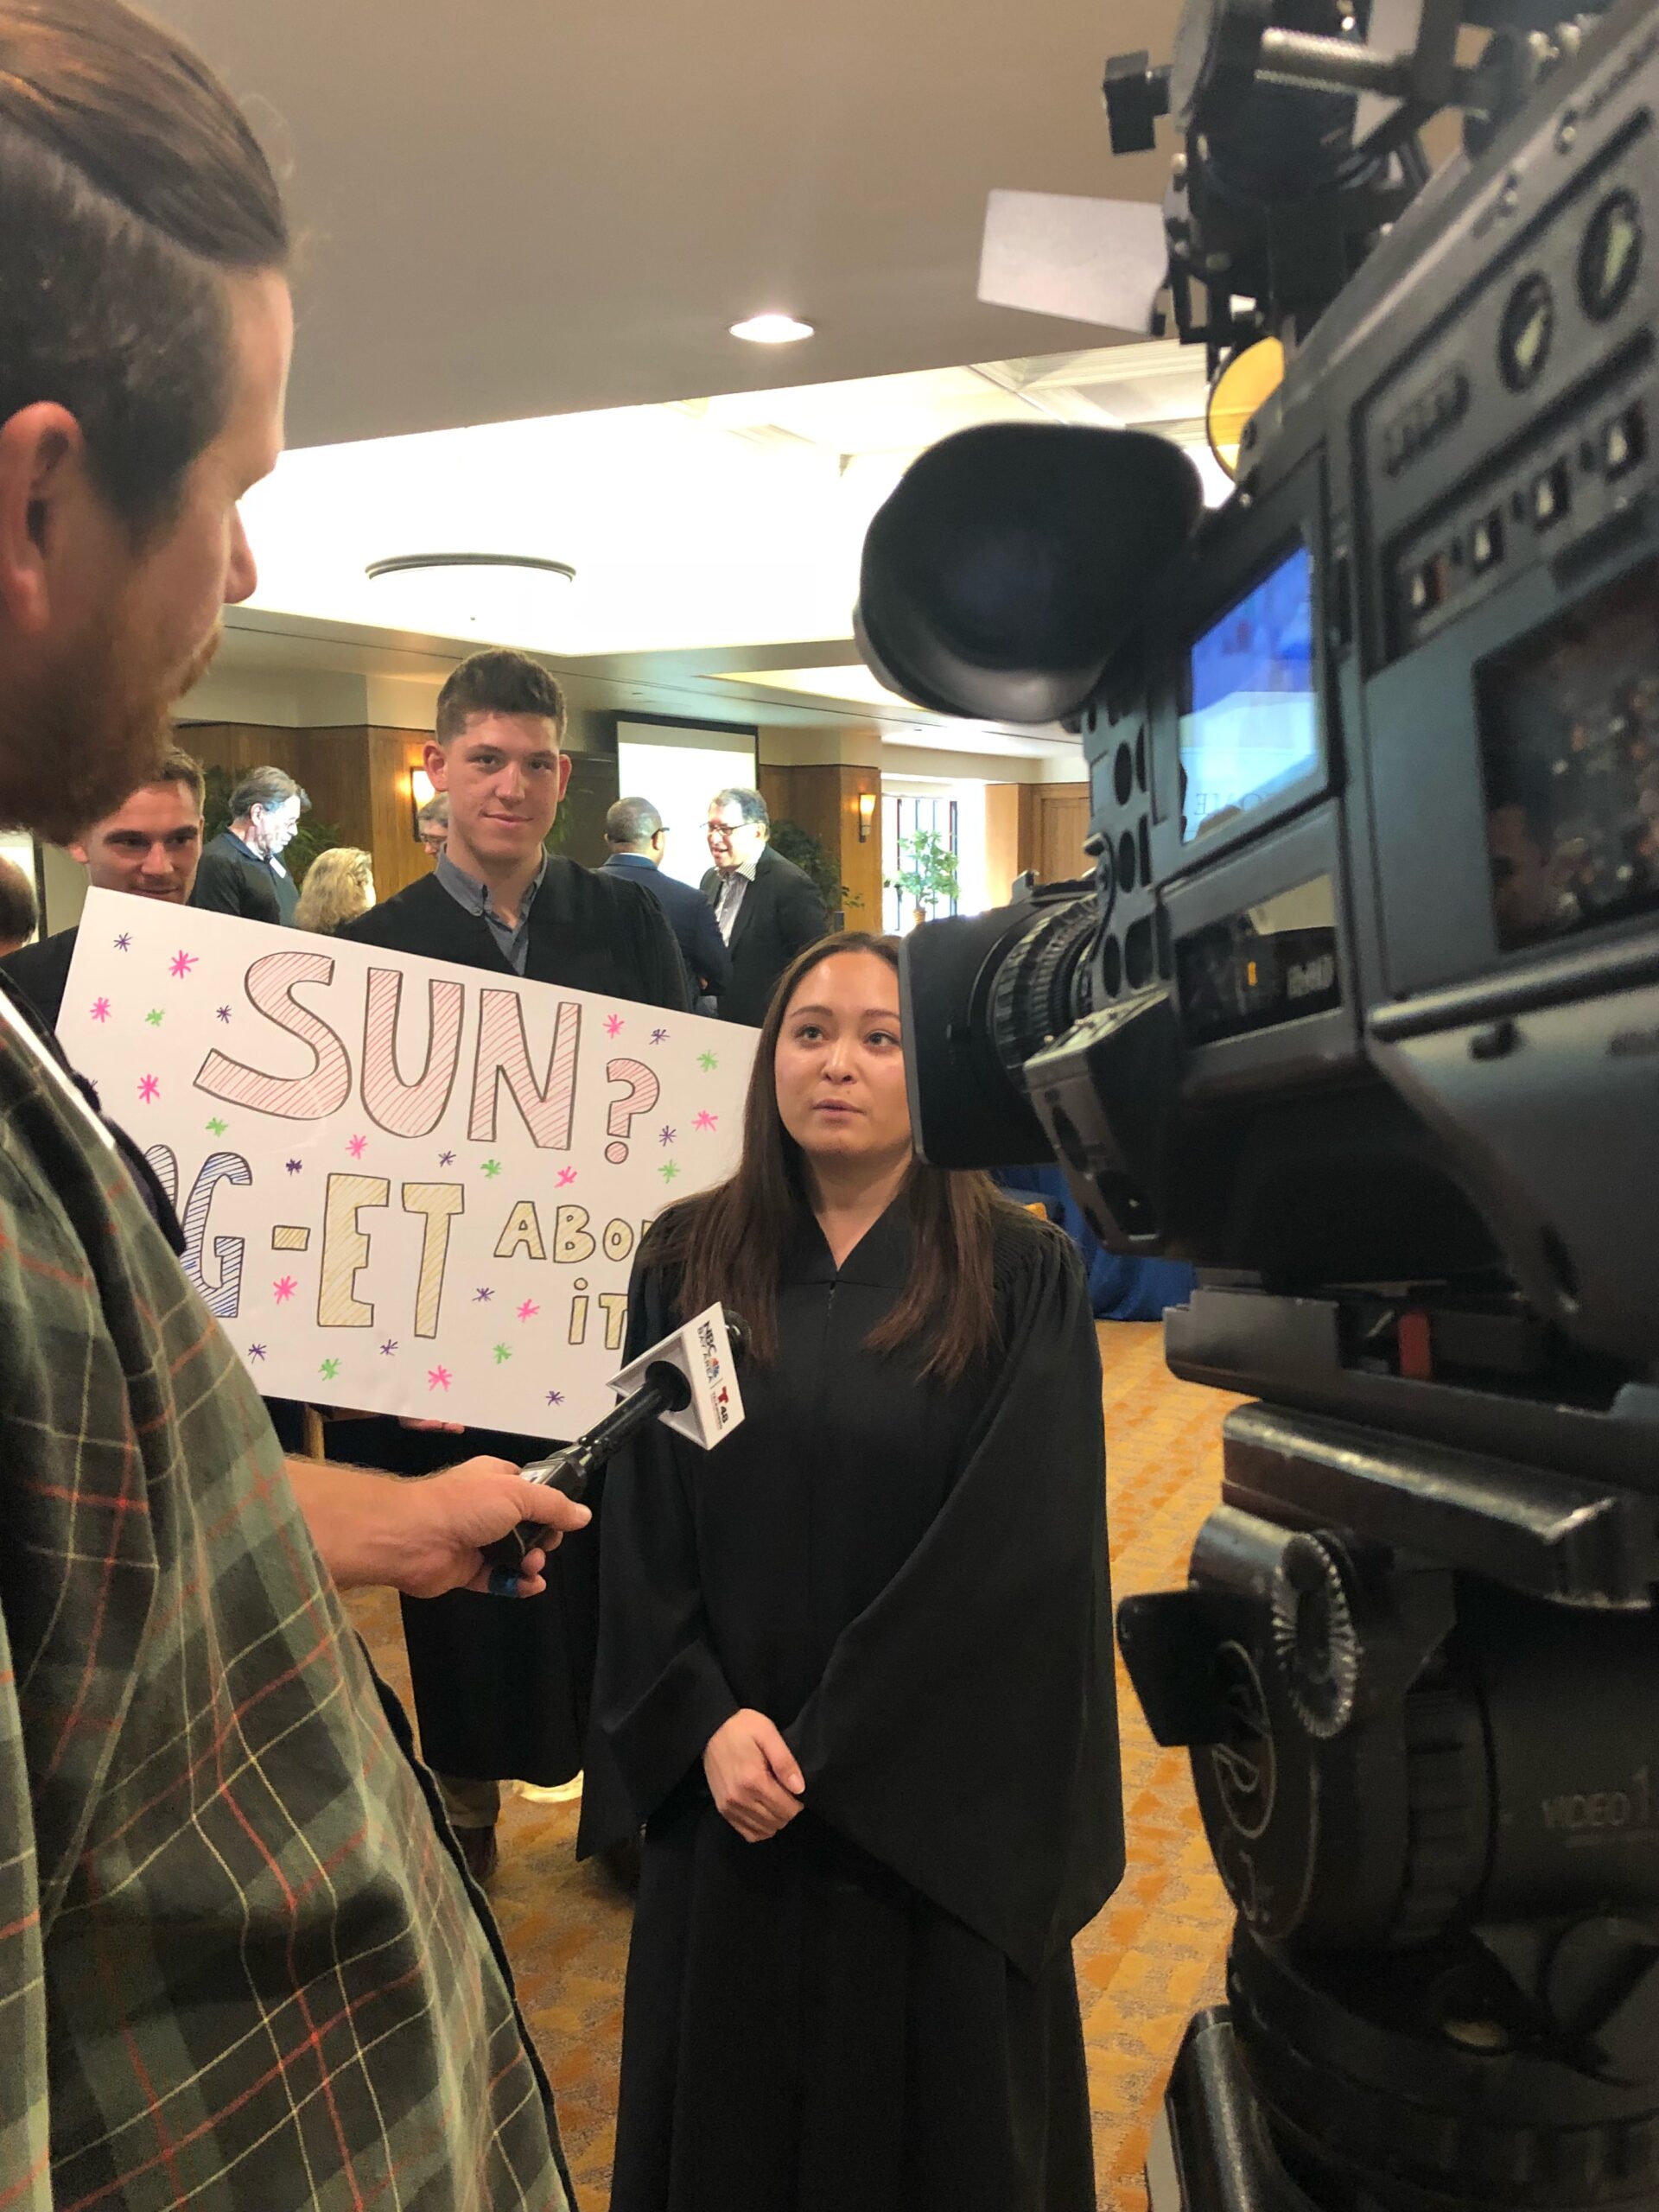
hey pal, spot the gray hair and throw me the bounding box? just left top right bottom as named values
left=416, top=791, right=449, bottom=830
left=606, top=795, right=664, bottom=846
left=709, top=785, right=769, bottom=831
left=0, top=852, right=37, bottom=945
left=229, top=765, right=308, bottom=822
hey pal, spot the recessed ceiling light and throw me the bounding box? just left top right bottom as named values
left=729, top=313, right=815, bottom=345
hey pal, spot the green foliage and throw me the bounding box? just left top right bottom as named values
left=769, top=817, right=862, bottom=915
left=200, top=762, right=343, bottom=887
left=886, top=828, right=959, bottom=917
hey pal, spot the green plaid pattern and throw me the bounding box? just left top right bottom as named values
left=0, top=989, right=569, bottom=2211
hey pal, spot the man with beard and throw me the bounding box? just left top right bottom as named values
left=340, top=646, right=690, bottom=1883
left=2, top=742, right=206, bottom=1025
left=190, top=760, right=308, bottom=924
left=0, top=5, right=583, bottom=2204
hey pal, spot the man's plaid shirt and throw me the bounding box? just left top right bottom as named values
left=0, top=988, right=570, bottom=2210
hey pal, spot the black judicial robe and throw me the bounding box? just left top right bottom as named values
left=329, top=858, right=690, bottom=1787
left=590, top=1202, right=1123, bottom=2212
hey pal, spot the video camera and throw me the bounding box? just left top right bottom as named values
left=857, top=0, right=1659, bottom=2202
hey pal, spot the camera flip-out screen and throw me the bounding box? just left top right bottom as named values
left=1179, top=544, right=1319, bottom=846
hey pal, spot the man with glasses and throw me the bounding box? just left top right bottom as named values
left=416, top=788, right=450, bottom=859
left=700, top=784, right=829, bottom=1025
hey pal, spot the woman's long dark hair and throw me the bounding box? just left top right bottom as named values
left=646, top=931, right=1011, bottom=1385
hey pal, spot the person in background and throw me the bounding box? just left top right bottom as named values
left=994, top=1160, right=1198, bottom=1320
left=190, top=760, right=308, bottom=924
left=2, top=745, right=205, bottom=1027
left=602, top=793, right=731, bottom=1007
left=589, top=931, right=1122, bottom=2212
left=700, top=784, right=828, bottom=1025
left=0, top=4, right=584, bottom=2202
left=0, top=852, right=36, bottom=955
left=293, top=842, right=375, bottom=933
left=340, top=645, right=689, bottom=1884
left=416, top=787, right=449, bottom=860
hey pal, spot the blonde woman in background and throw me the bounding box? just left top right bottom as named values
left=294, top=845, right=375, bottom=934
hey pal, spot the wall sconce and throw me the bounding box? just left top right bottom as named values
left=857, top=789, right=877, bottom=843
left=409, top=766, right=435, bottom=842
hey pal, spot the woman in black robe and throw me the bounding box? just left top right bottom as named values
left=588, top=931, right=1123, bottom=2212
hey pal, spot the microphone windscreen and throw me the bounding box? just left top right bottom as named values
left=856, top=423, right=1203, bottom=725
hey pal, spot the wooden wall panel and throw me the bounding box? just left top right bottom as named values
left=367, top=728, right=432, bottom=901
left=1036, top=785, right=1090, bottom=886
left=759, top=762, right=880, bottom=930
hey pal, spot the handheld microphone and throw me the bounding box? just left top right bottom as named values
left=480, top=1306, right=749, bottom=1582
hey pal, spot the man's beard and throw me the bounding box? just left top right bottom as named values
left=0, top=614, right=221, bottom=847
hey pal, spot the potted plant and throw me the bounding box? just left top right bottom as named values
left=886, top=829, right=960, bottom=929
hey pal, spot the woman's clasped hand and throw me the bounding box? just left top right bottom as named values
left=702, top=1708, right=805, bottom=1841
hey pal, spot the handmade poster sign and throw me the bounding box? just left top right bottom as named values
left=57, top=889, right=755, bottom=1436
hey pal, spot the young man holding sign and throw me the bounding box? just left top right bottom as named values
left=0, top=5, right=582, bottom=2203
left=342, top=647, right=690, bottom=1878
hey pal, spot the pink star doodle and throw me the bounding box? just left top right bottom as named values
left=605, top=1013, right=624, bottom=1038
left=90, top=998, right=111, bottom=1024
left=137, top=1073, right=160, bottom=1103
left=272, top=1276, right=297, bottom=1303
left=693, top=1109, right=717, bottom=1132
left=428, top=1365, right=453, bottom=1392
left=556, top=1166, right=578, bottom=1186
left=517, top=1299, right=539, bottom=1323
left=169, top=950, right=198, bottom=978
left=346, top=1134, right=368, bottom=1159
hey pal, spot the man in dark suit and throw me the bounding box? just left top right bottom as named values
left=699, top=785, right=830, bottom=1027
left=339, top=647, right=688, bottom=1884
left=601, top=794, right=730, bottom=1007
left=2, top=745, right=206, bottom=1027
left=190, top=762, right=307, bottom=925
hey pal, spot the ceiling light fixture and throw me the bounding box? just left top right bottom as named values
left=729, top=313, right=814, bottom=345
left=365, top=552, right=576, bottom=645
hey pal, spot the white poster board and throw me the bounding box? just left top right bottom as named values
left=58, top=890, right=756, bottom=1437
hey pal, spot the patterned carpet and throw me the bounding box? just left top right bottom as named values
left=346, top=1320, right=1239, bottom=2211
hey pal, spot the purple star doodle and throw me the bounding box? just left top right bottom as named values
left=658, top=1124, right=677, bottom=1146
left=113, top=932, right=131, bottom=951
left=439, top=1149, right=455, bottom=1166
left=380, top=1339, right=398, bottom=1356
left=545, top=1389, right=564, bottom=1408
left=248, top=1344, right=267, bottom=1361
left=285, top=1158, right=302, bottom=1174
left=474, top=1287, right=494, bottom=1302
left=216, top=1005, right=232, bottom=1022
left=651, top=1027, right=669, bottom=1045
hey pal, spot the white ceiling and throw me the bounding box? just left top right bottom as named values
left=147, top=0, right=1180, bottom=446
left=239, top=341, right=1221, bottom=677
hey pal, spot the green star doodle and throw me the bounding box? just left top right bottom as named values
left=493, top=1342, right=512, bottom=1363
left=144, top=1007, right=164, bottom=1027
left=320, top=1357, right=340, bottom=1382
left=697, top=1049, right=718, bottom=1073
left=481, top=1158, right=502, bottom=1179
left=658, top=1158, right=681, bottom=1184
left=206, top=1116, right=227, bottom=1136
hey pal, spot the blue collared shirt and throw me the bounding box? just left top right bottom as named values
left=434, top=850, right=548, bottom=976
